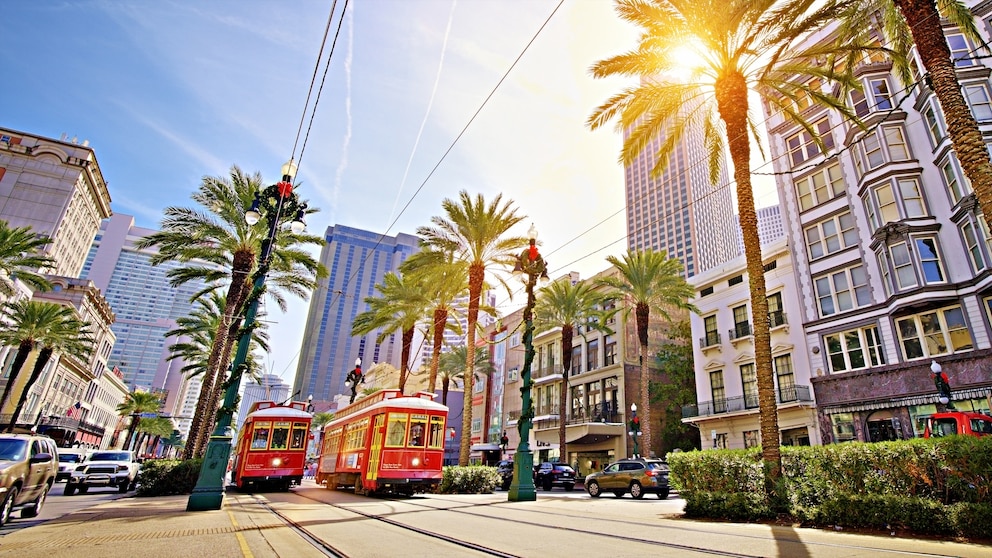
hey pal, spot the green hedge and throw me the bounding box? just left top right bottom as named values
left=135, top=458, right=203, bottom=496
left=668, top=437, right=992, bottom=538
left=437, top=465, right=500, bottom=494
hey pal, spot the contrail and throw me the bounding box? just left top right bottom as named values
left=332, top=1, right=355, bottom=223
left=386, top=0, right=457, bottom=226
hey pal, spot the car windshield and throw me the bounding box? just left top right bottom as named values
left=0, top=439, right=27, bottom=461
left=554, top=465, right=574, bottom=472
left=90, top=452, right=130, bottom=462
left=59, top=453, right=84, bottom=463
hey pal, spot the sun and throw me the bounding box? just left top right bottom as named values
left=665, top=41, right=712, bottom=83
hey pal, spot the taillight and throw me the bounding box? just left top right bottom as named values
left=644, top=469, right=656, bottom=477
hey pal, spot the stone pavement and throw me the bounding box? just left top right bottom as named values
left=0, top=493, right=325, bottom=558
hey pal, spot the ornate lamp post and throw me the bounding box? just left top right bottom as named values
left=345, top=358, right=363, bottom=404
left=930, top=360, right=955, bottom=410
left=508, top=224, right=549, bottom=502
left=628, top=403, right=641, bottom=458
left=188, top=160, right=307, bottom=511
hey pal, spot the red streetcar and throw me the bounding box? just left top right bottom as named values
left=230, top=400, right=312, bottom=491
left=317, top=389, right=448, bottom=496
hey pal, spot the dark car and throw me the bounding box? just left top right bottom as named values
left=584, top=458, right=669, bottom=499
left=534, top=462, right=576, bottom=491
left=496, top=460, right=514, bottom=490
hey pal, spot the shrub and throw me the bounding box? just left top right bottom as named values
left=948, top=502, right=992, bottom=539
left=682, top=491, right=772, bottom=522
left=437, top=465, right=500, bottom=494
left=136, top=458, right=203, bottom=496
left=814, top=494, right=952, bottom=535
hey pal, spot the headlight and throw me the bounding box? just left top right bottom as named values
left=411, top=457, right=420, bottom=467
left=118, top=465, right=128, bottom=472
left=271, top=458, right=282, bottom=467
left=75, top=465, right=86, bottom=472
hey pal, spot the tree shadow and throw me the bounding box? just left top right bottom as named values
left=769, top=524, right=812, bottom=558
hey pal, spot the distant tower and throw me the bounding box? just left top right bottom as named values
left=293, top=225, right=420, bottom=403
left=237, top=374, right=291, bottom=432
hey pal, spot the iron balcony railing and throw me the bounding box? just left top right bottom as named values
left=769, top=310, right=788, bottom=328
left=532, top=363, right=562, bottom=380
left=681, top=384, right=813, bottom=418
left=699, top=331, right=721, bottom=348
left=729, top=322, right=752, bottom=340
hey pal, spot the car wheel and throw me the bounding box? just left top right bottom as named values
left=78, top=485, right=88, bottom=495
left=118, top=482, right=128, bottom=493
left=543, top=478, right=553, bottom=491
left=64, top=484, right=76, bottom=496
left=0, top=486, right=18, bottom=526
left=564, top=483, right=574, bottom=492
left=657, top=488, right=670, bottom=499
left=586, top=481, right=601, bottom=498
left=501, top=480, right=511, bottom=491
left=630, top=481, right=644, bottom=499
left=20, top=485, right=48, bottom=518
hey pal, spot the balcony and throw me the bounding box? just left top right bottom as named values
left=769, top=310, right=788, bottom=329
left=729, top=322, right=752, bottom=342
left=699, top=331, right=721, bottom=350
left=682, top=384, right=813, bottom=419
left=532, top=363, right=562, bottom=380
left=533, top=402, right=622, bottom=429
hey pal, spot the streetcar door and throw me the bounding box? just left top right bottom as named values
left=366, top=414, right=386, bottom=484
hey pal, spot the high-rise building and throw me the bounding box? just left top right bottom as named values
left=624, top=99, right=738, bottom=277
left=293, top=225, right=420, bottom=403
left=0, top=128, right=112, bottom=277
left=80, top=213, right=211, bottom=418
left=237, top=373, right=292, bottom=432
left=734, top=204, right=785, bottom=254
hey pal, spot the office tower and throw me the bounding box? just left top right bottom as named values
left=734, top=204, right=785, bottom=254
left=81, top=213, right=210, bottom=417
left=293, top=225, right=420, bottom=403
left=624, top=99, right=738, bottom=277
left=236, top=373, right=292, bottom=432
left=0, top=128, right=112, bottom=277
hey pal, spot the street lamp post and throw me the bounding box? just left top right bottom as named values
left=345, top=358, right=363, bottom=404
left=628, top=403, right=641, bottom=458
left=930, top=360, right=955, bottom=410
left=188, top=160, right=307, bottom=511
left=508, top=224, right=548, bottom=502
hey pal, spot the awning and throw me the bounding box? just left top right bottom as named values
left=470, top=443, right=501, bottom=452
left=822, top=387, right=992, bottom=415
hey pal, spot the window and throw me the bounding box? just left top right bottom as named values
left=408, top=415, right=428, bottom=447
left=917, top=238, right=944, bottom=283
left=869, top=78, right=893, bottom=110
left=386, top=413, right=409, bottom=446
left=774, top=355, right=797, bottom=402
left=250, top=422, right=271, bottom=450
left=805, top=212, right=858, bottom=259
left=795, top=163, right=845, bottom=211
left=732, top=304, right=751, bottom=339
left=509, top=333, right=520, bottom=347
left=880, top=236, right=946, bottom=292
left=586, top=338, right=599, bottom=372
left=269, top=421, right=290, bottom=450
left=728, top=274, right=743, bottom=286
left=940, top=156, right=970, bottom=205
left=703, top=315, right=720, bottom=346
left=922, top=102, right=944, bottom=147
left=743, top=430, right=760, bottom=449
left=768, top=292, right=786, bottom=328
left=961, top=220, right=986, bottom=272
left=831, top=413, right=857, bottom=442
left=896, top=306, right=973, bottom=360
left=604, top=335, right=616, bottom=366
left=825, top=326, right=885, bottom=373
left=570, top=346, right=582, bottom=375
left=814, top=265, right=871, bottom=317
left=858, top=125, right=910, bottom=172
left=740, top=363, right=758, bottom=408
left=507, top=367, right=519, bottom=382
left=786, top=118, right=834, bottom=166
left=710, top=371, right=726, bottom=413
left=428, top=416, right=445, bottom=448
left=864, top=178, right=926, bottom=229
left=964, top=84, right=992, bottom=121
left=290, top=422, right=308, bottom=450
left=947, top=33, right=975, bottom=68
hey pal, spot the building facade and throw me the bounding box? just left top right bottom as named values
left=236, top=373, right=292, bottom=433
left=293, top=224, right=420, bottom=405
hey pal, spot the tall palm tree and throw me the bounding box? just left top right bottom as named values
left=3, top=304, right=93, bottom=432
left=418, top=191, right=528, bottom=465
left=136, top=166, right=325, bottom=459
left=589, top=0, right=876, bottom=494
left=351, top=272, right=430, bottom=394
left=845, top=0, right=992, bottom=224
left=134, top=416, right=174, bottom=457
left=533, top=278, right=615, bottom=464
left=438, top=344, right=492, bottom=406
left=0, top=220, right=54, bottom=295
left=117, top=391, right=163, bottom=451
left=0, top=300, right=85, bottom=418
left=596, top=250, right=695, bottom=460
left=398, top=247, right=469, bottom=396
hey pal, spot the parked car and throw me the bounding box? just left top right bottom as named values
left=496, top=460, right=514, bottom=490
left=64, top=450, right=140, bottom=495
left=534, top=462, right=576, bottom=491
left=0, top=433, right=58, bottom=526
left=584, top=458, right=669, bottom=499
left=55, top=448, right=88, bottom=483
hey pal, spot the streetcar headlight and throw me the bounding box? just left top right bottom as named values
left=271, top=458, right=282, bottom=467
left=411, top=457, right=420, bottom=467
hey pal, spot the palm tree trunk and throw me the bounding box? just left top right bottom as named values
left=428, top=307, right=447, bottom=394
left=196, top=323, right=242, bottom=458
left=636, top=302, right=651, bottom=456
left=558, top=325, right=573, bottom=464
left=0, top=342, right=33, bottom=424
left=459, top=264, right=485, bottom=466
left=5, top=347, right=52, bottom=433
left=124, top=416, right=140, bottom=451
left=442, top=378, right=450, bottom=406
left=398, top=327, right=414, bottom=394
left=715, top=71, right=781, bottom=493
left=894, top=0, right=992, bottom=225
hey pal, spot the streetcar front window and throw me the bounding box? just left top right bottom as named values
left=409, top=415, right=428, bottom=447
left=386, top=413, right=408, bottom=447
left=429, top=416, right=445, bottom=449
left=271, top=421, right=290, bottom=450
left=291, top=422, right=308, bottom=449
left=251, top=422, right=272, bottom=450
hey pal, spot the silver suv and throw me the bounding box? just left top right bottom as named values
left=64, top=450, right=139, bottom=495
left=0, top=434, right=58, bottom=526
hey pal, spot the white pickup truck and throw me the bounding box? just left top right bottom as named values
left=64, top=450, right=140, bottom=495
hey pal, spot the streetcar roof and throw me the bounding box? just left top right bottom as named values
left=327, top=396, right=447, bottom=428
left=248, top=406, right=313, bottom=420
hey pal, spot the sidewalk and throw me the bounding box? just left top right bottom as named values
left=0, top=493, right=324, bottom=558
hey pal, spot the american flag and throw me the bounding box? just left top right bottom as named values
left=66, top=401, right=81, bottom=418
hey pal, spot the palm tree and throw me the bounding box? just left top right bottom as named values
left=596, top=250, right=695, bottom=460
left=134, top=416, right=174, bottom=457
left=0, top=220, right=54, bottom=295
left=2, top=304, right=93, bottom=432
left=846, top=0, right=992, bottom=224
left=0, top=300, right=87, bottom=420
left=117, top=391, right=163, bottom=451
left=533, top=278, right=615, bottom=464
left=351, top=272, right=430, bottom=394
left=136, top=165, right=325, bottom=459
left=398, top=247, right=469, bottom=396
left=438, top=344, right=492, bottom=406
left=589, top=0, right=876, bottom=494
left=417, top=191, right=528, bottom=465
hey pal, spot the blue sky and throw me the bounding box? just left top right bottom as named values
left=1, top=1, right=775, bottom=381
